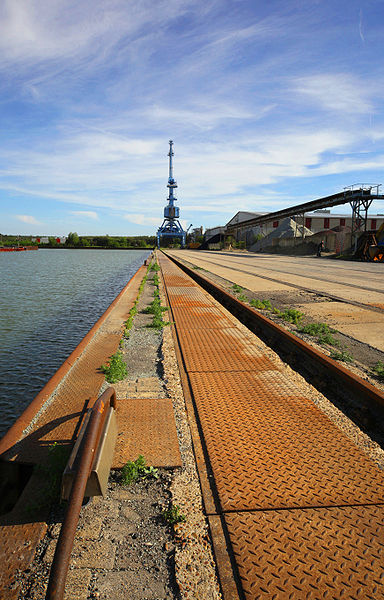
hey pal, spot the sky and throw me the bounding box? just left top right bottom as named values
left=1, top=0, right=384, bottom=236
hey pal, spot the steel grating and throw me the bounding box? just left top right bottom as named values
left=176, top=327, right=277, bottom=372
left=225, top=506, right=384, bottom=599
left=171, top=305, right=236, bottom=330
left=113, top=398, right=181, bottom=468
left=189, top=370, right=384, bottom=511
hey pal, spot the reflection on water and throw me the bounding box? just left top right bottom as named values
left=0, top=249, right=150, bottom=436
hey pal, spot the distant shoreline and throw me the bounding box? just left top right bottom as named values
left=38, top=246, right=156, bottom=250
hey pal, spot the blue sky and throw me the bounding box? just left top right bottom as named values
left=1, top=0, right=384, bottom=236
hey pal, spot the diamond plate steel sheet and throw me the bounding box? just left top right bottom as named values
left=0, top=521, right=47, bottom=600
left=4, top=333, right=120, bottom=464
left=166, top=287, right=212, bottom=308
left=161, top=273, right=196, bottom=287
left=189, top=370, right=384, bottom=511
left=177, top=327, right=277, bottom=372
left=171, top=305, right=236, bottom=330
left=113, top=398, right=181, bottom=468
left=225, top=506, right=384, bottom=600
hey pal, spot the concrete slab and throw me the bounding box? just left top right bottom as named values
left=295, top=302, right=384, bottom=352
left=64, top=569, right=91, bottom=600
left=170, top=250, right=384, bottom=306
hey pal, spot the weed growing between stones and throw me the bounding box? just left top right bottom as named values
left=373, top=361, right=384, bottom=381
left=123, top=260, right=153, bottom=339
left=329, top=349, right=353, bottom=363
left=121, top=455, right=159, bottom=485
left=298, top=322, right=340, bottom=346
left=250, top=298, right=272, bottom=310
left=101, top=351, right=128, bottom=383
left=161, top=503, right=186, bottom=525
left=146, top=262, right=171, bottom=330
left=275, top=308, right=304, bottom=326
left=298, top=322, right=336, bottom=336
left=317, top=332, right=340, bottom=347
left=232, top=283, right=243, bottom=294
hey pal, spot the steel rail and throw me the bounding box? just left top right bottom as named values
left=45, top=387, right=117, bottom=600
left=163, top=251, right=384, bottom=413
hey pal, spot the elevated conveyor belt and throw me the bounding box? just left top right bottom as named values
left=158, top=252, right=384, bottom=599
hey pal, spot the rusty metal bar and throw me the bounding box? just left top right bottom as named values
left=45, top=387, right=117, bottom=600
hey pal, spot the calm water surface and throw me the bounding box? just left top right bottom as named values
left=0, top=249, right=150, bottom=436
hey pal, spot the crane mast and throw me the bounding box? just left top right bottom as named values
left=157, top=140, right=186, bottom=248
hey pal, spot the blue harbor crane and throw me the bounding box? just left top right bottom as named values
left=157, top=140, right=186, bottom=248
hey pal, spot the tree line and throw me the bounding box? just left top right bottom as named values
left=64, top=233, right=156, bottom=248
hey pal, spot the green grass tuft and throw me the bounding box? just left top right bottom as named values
left=316, top=332, right=340, bottom=347
left=372, top=361, right=384, bottom=381
left=298, top=322, right=336, bottom=336
left=162, top=504, right=186, bottom=525
left=250, top=299, right=272, bottom=310
left=101, top=351, right=128, bottom=383
left=329, top=349, right=353, bottom=363
left=121, top=455, right=158, bottom=485
left=280, top=308, right=304, bottom=325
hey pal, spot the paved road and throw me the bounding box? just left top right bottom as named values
left=168, top=250, right=384, bottom=352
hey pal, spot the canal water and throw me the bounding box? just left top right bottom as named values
left=0, top=249, right=150, bottom=437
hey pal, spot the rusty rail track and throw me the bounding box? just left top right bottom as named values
left=45, top=387, right=117, bottom=600
left=163, top=251, right=384, bottom=419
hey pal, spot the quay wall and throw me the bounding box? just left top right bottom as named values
left=0, top=257, right=151, bottom=457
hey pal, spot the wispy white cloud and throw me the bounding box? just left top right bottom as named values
left=71, top=210, right=99, bottom=220
left=15, top=214, right=41, bottom=224
left=359, top=9, right=365, bottom=44
left=1, top=1, right=384, bottom=235
left=293, top=74, right=373, bottom=115
left=123, top=214, right=162, bottom=227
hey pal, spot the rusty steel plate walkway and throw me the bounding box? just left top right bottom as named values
left=159, top=252, right=384, bottom=599
left=113, top=398, right=181, bottom=468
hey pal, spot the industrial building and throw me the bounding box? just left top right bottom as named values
left=205, top=187, right=384, bottom=254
